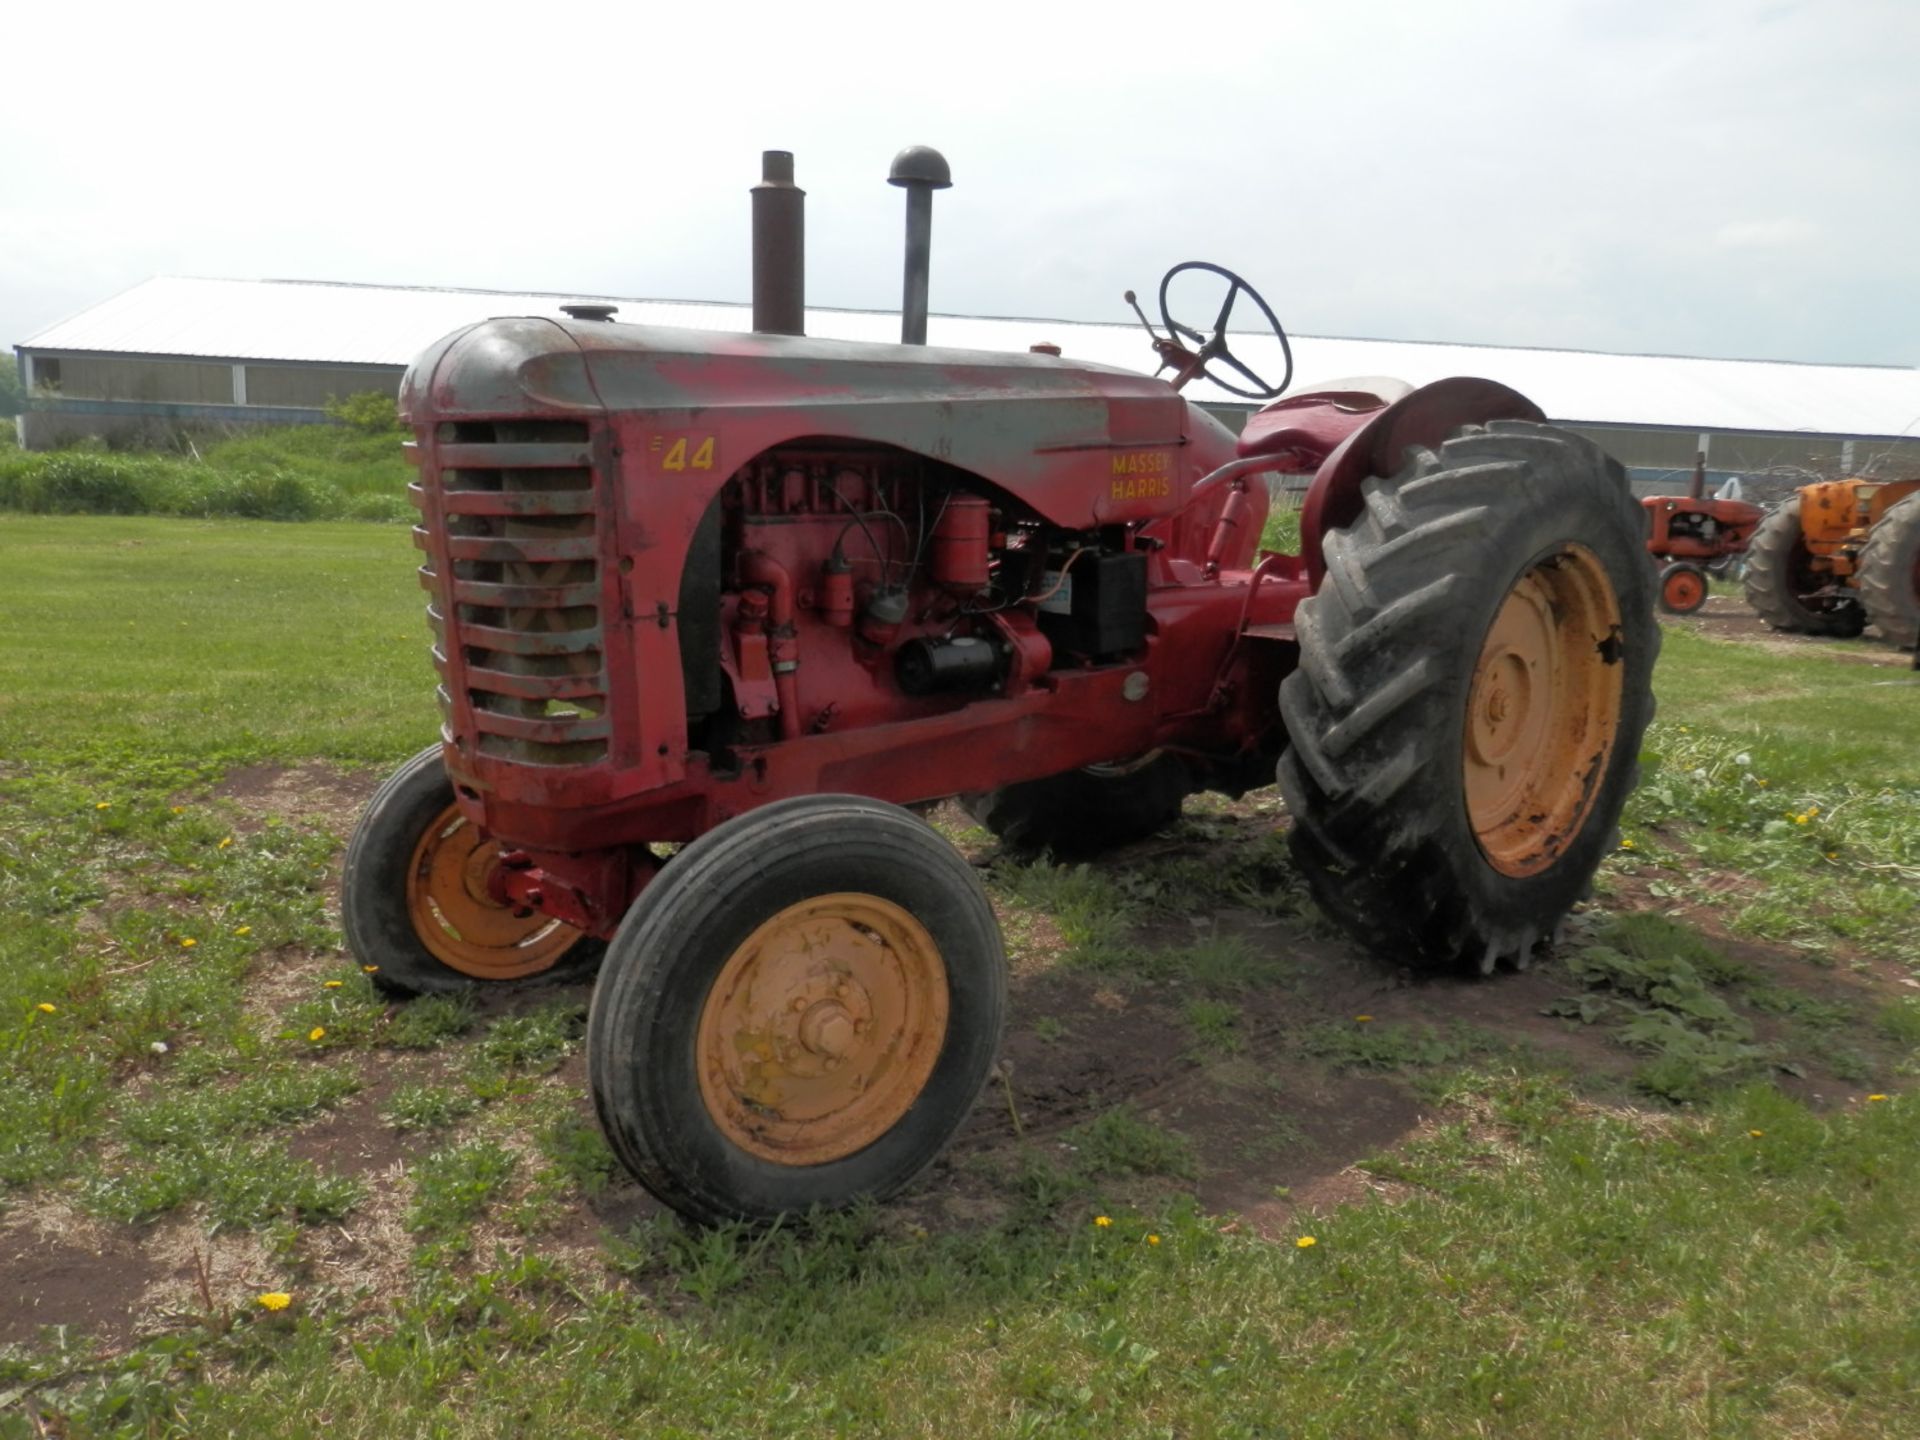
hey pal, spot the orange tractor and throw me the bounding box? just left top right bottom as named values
left=1641, top=454, right=1764, bottom=615
left=1744, top=477, right=1920, bottom=643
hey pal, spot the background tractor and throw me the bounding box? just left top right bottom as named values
left=1641, top=453, right=1764, bottom=615
left=341, top=148, right=1657, bottom=1225
left=1744, top=477, right=1920, bottom=643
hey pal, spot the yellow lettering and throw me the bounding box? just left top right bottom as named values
left=691, top=436, right=716, bottom=470
left=663, top=438, right=688, bottom=471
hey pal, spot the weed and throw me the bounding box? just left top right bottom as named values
left=1182, top=997, right=1245, bottom=1057
left=117, top=1066, right=361, bottom=1147
left=1552, top=916, right=1772, bottom=1100
left=1302, top=1020, right=1497, bottom=1071
left=82, top=1141, right=361, bottom=1229
left=474, top=1003, right=583, bottom=1075
left=383, top=1083, right=479, bottom=1133
left=990, top=858, right=1140, bottom=970
left=1878, top=998, right=1920, bottom=1048
left=384, top=994, right=478, bottom=1050
left=407, top=1139, right=519, bottom=1236
left=1062, top=1106, right=1198, bottom=1180
left=540, top=1114, right=619, bottom=1199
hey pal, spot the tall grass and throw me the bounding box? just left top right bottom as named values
left=0, top=412, right=412, bottom=523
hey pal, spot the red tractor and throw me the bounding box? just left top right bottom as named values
left=343, top=149, right=1656, bottom=1224
left=1641, top=454, right=1764, bottom=615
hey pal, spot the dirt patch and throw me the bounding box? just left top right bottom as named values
left=284, top=1068, right=422, bottom=1178
left=0, top=1205, right=163, bottom=1350
left=1673, top=595, right=1917, bottom=669
left=208, top=762, right=379, bottom=838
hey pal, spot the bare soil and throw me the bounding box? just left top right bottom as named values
left=1677, top=594, right=1917, bottom=668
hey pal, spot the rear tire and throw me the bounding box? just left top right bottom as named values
left=961, top=753, right=1191, bottom=855
left=1278, top=421, right=1657, bottom=973
left=1658, top=561, right=1710, bottom=615
left=1743, top=503, right=1865, bottom=636
left=586, top=795, right=1006, bottom=1225
left=341, top=745, right=601, bottom=998
left=1856, top=491, right=1920, bottom=648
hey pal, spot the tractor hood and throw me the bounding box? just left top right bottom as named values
left=400, top=316, right=1215, bottom=525
left=403, top=315, right=1181, bottom=417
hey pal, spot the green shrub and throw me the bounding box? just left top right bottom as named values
left=0, top=410, right=413, bottom=523
left=324, top=390, right=405, bottom=435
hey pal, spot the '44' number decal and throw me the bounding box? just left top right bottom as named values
left=653, top=432, right=717, bottom=473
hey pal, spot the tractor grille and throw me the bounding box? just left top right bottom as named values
left=414, top=420, right=610, bottom=766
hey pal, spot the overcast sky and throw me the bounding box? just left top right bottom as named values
left=5, top=0, right=1916, bottom=368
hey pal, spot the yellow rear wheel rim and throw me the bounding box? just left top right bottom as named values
left=1464, top=545, right=1624, bottom=877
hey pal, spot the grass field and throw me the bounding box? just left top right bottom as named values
left=1, top=516, right=1916, bottom=1437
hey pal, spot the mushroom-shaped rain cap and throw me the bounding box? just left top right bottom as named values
left=888, top=146, right=952, bottom=190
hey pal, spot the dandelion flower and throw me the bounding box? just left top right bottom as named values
left=1093, top=1215, right=1113, bottom=1229
left=1793, top=815, right=1809, bottom=826
left=171, top=806, right=185, bottom=815
left=218, top=837, right=233, bottom=850
left=95, top=802, right=111, bottom=811
left=1296, top=1236, right=1317, bottom=1249
left=1825, top=851, right=1838, bottom=860
left=180, top=938, right=197, bottom=948
left=1748, top=1129, right=1764, bottom=1138
left=1620, top=838, right=1636, bottom=850
left=362, top=965, right=379, bottom=974
left=1867, top=1094, right=1888, bottom=1103
left=235, top=925, right=252, bottom=936
left=324, top=980, right=343, bottom=990
left=1354, top=1015, right=1374, bottom=1023
left=308, top=1027, right=327, bottom=1043
left=1146, top=1234, right=1161, bottom=1247
left=37, top=1002, right=57, bottom=1015
left=1757, top=779, right=1769, bottom=787
left=1734, top=752, right=1752, bottom=767
left=256, top=1292, right=293, bottom=1312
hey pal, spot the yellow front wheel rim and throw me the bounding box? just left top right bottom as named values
left=696, top=892, right=950, bottom=1166
left=406, top=803, right=582, bottom=979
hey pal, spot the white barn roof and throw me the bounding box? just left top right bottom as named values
left=21, top=276, right=1920, bottom=440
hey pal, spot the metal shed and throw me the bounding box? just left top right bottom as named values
left=16, top=276, right=1920, bottom=489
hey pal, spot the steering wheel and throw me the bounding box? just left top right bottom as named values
left=1157, top=261, right=1294, bottom=401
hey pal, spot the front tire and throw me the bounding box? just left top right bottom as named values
left=1856, top=491, right=1920, bottom=647
left=1658, top=561, right=1710, bottom=615
left=586, top=795, right=1007, bottom=1225
left=1278, top=421, right=1658, bottom=973
left=341, top=745, right=599, bottom=998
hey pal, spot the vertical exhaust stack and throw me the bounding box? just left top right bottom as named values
left=1688, top=449, right=1707, bottom=501
left=752, top=150, right=806, bottom=336
left=889, top=146, right=951, bottom=345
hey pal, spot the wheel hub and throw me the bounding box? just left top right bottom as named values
left=406, top=803, right=581, bottom=979
left=1463, top=546, right=1624, bottom=877
left=697, top=892, right=948, bottom=1166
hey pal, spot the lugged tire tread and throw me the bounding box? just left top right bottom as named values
left=1855, top=491, right=1920, bottom=647
left=1278, top=421, right=1658, bottom=972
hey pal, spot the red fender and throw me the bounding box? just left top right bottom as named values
left=1253, top=377, right=1545, bottom=588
